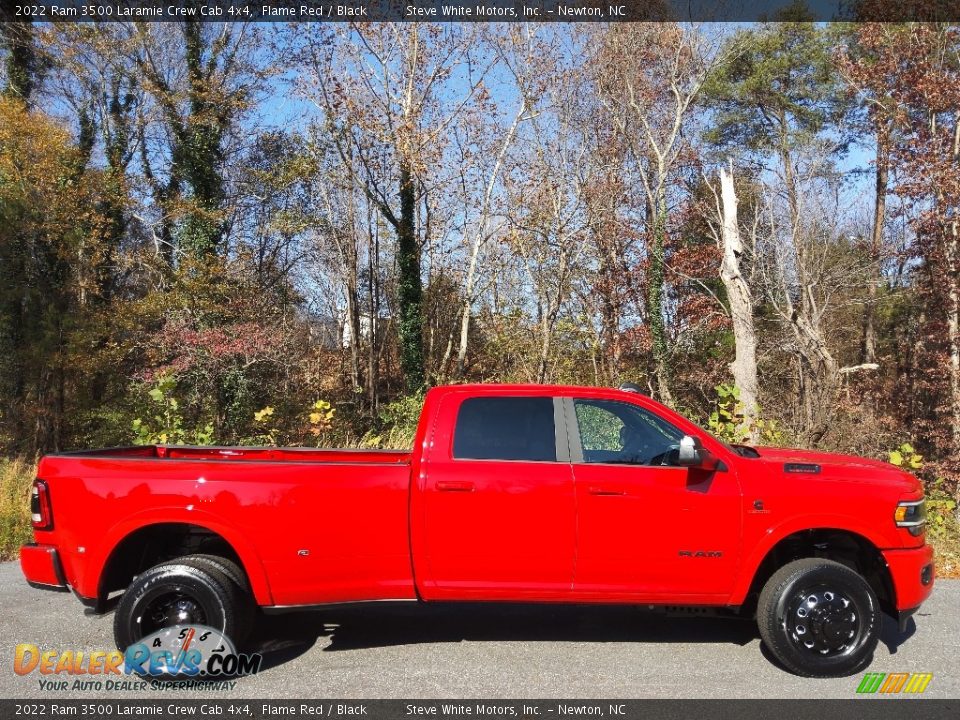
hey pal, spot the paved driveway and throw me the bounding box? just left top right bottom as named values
left=0, top=562, right=956, bottom=699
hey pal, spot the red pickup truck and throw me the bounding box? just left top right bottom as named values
left=21, top=384, right=933, bottom=677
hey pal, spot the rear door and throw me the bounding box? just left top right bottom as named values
left=416, top=393, right=576, bottom=600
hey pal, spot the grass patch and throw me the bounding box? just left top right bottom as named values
left=931, top=537, right=960, bottom=579
left=0, top=458, right=35, bottom=561
left=927, top=491, right=960, bottom=579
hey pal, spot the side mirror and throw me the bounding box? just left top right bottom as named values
left=677, top=435, right=717, bottom=470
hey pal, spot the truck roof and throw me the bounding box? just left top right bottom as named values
left=429, top=383, right=637, bottom=395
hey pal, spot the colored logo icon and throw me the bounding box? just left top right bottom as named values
left=856, top=672, right=933, bottom=694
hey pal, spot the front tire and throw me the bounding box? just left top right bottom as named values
left=757, top=558, right=881, bottom=678
left=113, top=556, right=245, bottom=652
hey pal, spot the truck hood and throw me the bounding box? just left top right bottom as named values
left=748, top=445, right=921, bottom=494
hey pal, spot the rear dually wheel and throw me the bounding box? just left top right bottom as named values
left=113, top=555, right=250, bottom=652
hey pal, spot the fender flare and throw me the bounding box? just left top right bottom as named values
left=88, top=507, right=273, bottom=606
left=728, top=514, right=893, bottom=605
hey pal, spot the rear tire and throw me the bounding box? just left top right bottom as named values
left=113, top=555, right=248, bottom=652
left=757, top=558, right=881, bottom=678
left=174, top=554, right=255, bottom=646
left=179, top=554, right=249, bottom=591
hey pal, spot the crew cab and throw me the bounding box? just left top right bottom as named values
left=21, top=384, right=934, bottom=677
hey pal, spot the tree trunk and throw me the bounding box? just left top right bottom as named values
left=778, top=126, right=837, bottom=439
left=948, top=115, right=960, bottom=454
left=368, top=221, right=381, bottom=413
left=396, top=161, right=425, bottom=391
left=536, top=311, right=552, bottom=384
left=2, top=19, right=37, bottom=103
left=343, top=193, right=363, bottom=396
left=647, top=196, right=673, bottom=406
left=718, top=163, right=759, bottom=437
left=862, top=118, right=891, bottom=364
left=454, top=232, right=481, bottom=378
left=178, top=17, right=225, bottom=259
left=947, top=225, right=960, bottom=452
left=345, top=258, right=362, bottom=394
left=597, top=245, right=622, bottom=385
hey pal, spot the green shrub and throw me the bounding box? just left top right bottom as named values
left=888, top=443, right=924, bottom=470
left=924, top=479, right=960, bottom=578
left=361, top=393, right=425, bottom=449
left=132, top=375, right=215, bottom=446
left=707, top=383, right=784, bottom=445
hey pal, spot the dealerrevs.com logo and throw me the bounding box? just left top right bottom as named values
left=856, top=672, right=933, bottom=695
left=14, top=625, right=261, bottom=691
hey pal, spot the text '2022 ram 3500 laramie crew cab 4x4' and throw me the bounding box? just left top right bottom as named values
left=21, top=384, right=933, bottom=677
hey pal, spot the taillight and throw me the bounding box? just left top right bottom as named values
left=31, top=479, right=53, bottom=531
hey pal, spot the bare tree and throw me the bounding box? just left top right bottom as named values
left=749, top=145, right=873, bottom=440
left=504, top=34, right=592, bottom=384
left=705, top=162, right=759, bottom=435
left=296, top=23, right=491, bottom=391
left=446, top=25, right=542, bottom=380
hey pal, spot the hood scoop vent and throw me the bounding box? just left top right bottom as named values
left=784, top=462, right=821, bottom=474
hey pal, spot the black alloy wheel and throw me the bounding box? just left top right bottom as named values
left=757, top=558, right=881, bottom=677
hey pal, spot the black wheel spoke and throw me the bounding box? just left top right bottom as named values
left=784, top=583, right=862, bottom=658
left=140, top=590, right=207, bottom=636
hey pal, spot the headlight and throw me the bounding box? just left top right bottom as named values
left=895, top=499, right=926, bottom=536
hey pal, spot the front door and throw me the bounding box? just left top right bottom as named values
left=569, top=397, right=742, bottom=599
left=418, top=394, right=576, bottom=600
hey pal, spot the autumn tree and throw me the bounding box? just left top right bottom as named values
left=296, top=24, right=490, bottom=392
left=837, top=24, right=908, bottom=365
left=703, top=21, right=853, bottom=439
left=0, top=99, right=112, bottom=452
left=48, top=20, right=266, bottom=266
left=300, top=125, right=374, bottom=401
left=38, top=25, right=144, bottom=311
left=594, top=23, right=717, bottom=405
left=444, top=25, right=542, bottom=381
left=1, top=17, right=42, bottom=104
left=879, top=26, right=960, bottom=464
left=577, top=97, right=635, bottom=387
left=138, top=20, right=265, bottom=261
left=504, top=40, right=593, bottom=384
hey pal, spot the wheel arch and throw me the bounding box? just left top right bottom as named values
left=92, top=511, right=272, bottom=607
left=732, top=526, right=895, bottom=617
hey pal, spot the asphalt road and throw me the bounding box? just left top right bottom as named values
left=0, top=562, right=956, bottom=700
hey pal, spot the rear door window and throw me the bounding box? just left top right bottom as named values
left=453, top=397, right=557, bottom=462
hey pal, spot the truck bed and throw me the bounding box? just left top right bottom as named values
left=56, top=445, right=411, bottom=465
left=34, top=444, right=416, bottom=606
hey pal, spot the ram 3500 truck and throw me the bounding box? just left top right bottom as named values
left=21, top=384, right=933, bottom=677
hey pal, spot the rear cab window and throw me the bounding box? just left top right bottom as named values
left=453, top=396, right=557, bottom=462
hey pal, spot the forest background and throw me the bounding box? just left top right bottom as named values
left=0, top=16, right=958, bottom=572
